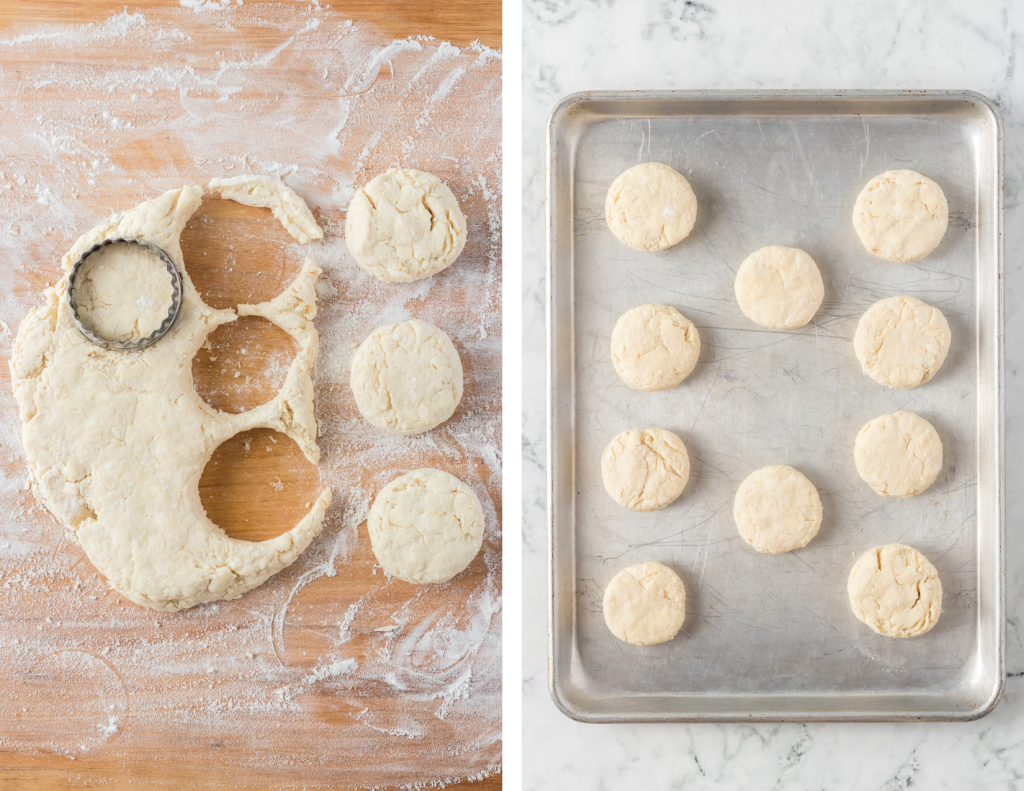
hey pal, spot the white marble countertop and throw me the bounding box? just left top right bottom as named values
left=521, top=1, right=1023, bottom=787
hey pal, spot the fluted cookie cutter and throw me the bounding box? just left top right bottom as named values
left=67, top=237, right=183, bottom=351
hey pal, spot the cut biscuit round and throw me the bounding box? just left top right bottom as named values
left=854, top=295, right=951, bottom=389
left=733, top=465, right=823, bottom=554
left=367, top=468, right=485, bottom=584
left=605, top=162, right=697, bottom=252
left=848, top=544, right=942, bottom=638
left=345, top=168, right=468, bottom=282
left=601, top=428, right=690, bottom=512
left=734, top=245, right=824, bottom=330
left=853, top=169, right=948, bottom=263
left=603, top=561, right=687, bottom=646
left=610, top=303, right=700, bottom=391
left=350, top=319, right=464, bottom=435
left=854, top=411, right=942, bottom=497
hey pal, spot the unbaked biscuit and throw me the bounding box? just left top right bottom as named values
left=734, top=245, right=824, bottom=330
left=345, top=168, right=467, bottom=282
left=853, top=295, right=951, bottom=389
left=603, top=561, right=686, bottom=646
left=350, top=319, right=463, bottom=435
left=853, top=169, right=948, bottom=263
left=855, top=411, right=942, bottom=497
left=733, top=465, right=823, bottom=554
left=601, top=429, right=690, bottom=512
left=848, top=544, right=942, bottom=638
left=605, top=162, right=697, bottom=252
left=610, top=303, right=700, bottom=391
left=367, top=469, right=484, bottom=584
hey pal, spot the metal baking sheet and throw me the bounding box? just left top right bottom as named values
left=546, top=90, right=1004, bottom=722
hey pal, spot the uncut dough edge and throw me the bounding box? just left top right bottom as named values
left=9, top=183, right=332, bottom=612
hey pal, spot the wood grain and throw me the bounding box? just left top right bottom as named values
left=0, top=1, right=502, bottom=789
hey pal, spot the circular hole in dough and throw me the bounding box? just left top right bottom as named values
left=367, top=468, right=485, bottom=584
left=70, top=240, right=175, bottom=344
left=734, top=245, right=824, bottom=330
left=199, top=428, right=323, bottom=542
left=350, top=319, right=464, bottom=435
left=733, top=465, right=823, bottom=554
left=601, top=428, right=690, bottom=512
left=345, top=168, right=468, bottom=283
left=181, top=198, right=306, bottom=310
left=848, top=544, right=942, bottom=638
left=610, top=303, right=700, bottom=391
left=192, top=316, right=297, bottom=414
left=602, top=561, right=686, bottom=646
left=853, top=295, right=951, bottom=389
left=852, top=169, right=948, bottom=263
left=855, top=411, right=943, bottom=498
left=604, top=162, right=697, bottom=252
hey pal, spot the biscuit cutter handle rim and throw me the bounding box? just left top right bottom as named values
left=67, top=237, right=183, bottom=352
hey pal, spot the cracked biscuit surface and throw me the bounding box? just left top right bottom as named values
left=848, top=544, right=942, bottom=638
left=601, top=428, right=689, bottom=512
left=734, top=245, right=824, bottom=330
left=367, top=468, right=484, bottom=585
left=345, top=168, right=467, bottom=282
left=10, top=180, right=331, bottom=612
left=603, top=561, right=686, bottom=646
left=854, top=295, right=951, bottom=389
left=853, top=169, right=948, bottom=263
left=350, top=318, right=463, bottom=435
left=605, top=162, right=697, bottom=252
left=733, top=465, right=823, bottom=554
left=610, top=303, right=700, bottom=391
left=855, top=410, right=943, bottom=497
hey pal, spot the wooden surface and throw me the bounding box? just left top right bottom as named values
left=0, top=1, right=501, bottom=789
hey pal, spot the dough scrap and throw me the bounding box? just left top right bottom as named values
left=733, top=465, right=822, bottom=554
left=848, top=544, right=942, bottom=638
left=345, top=168, right=467, bottom=282
left=601, top=429, right=689, bottom=512
left=350, top=319, right=463, bottom=435
left=855, top=411, right=942, bottom=498
left=734, top=245, right=824, bottom=330
left=853, top=169, right=948, bottom=263
left=209, top=175, right=324, bottom=244
left=603, top=561, right=686, bottom=646
left=10, top=185, right=331, bottom=612
left=367, top=468, right=484, bottom=584
left=71, top=241, right=174, bottom=343
left=854, top=295, right=951, bottom=389
left=605, top=162, right=697, bottom=252
left=610, top=303, right=700, bottom=391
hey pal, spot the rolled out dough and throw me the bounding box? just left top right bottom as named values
left=10, top=178, right=331, bottom=611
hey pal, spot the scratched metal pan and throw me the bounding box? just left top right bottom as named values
left=546, top=90, right=1004, bottom=722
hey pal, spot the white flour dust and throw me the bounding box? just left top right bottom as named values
left=0, top=5, right=500, bottom=789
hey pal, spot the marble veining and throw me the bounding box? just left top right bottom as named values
left=522, top=0, right=1024, bottom=788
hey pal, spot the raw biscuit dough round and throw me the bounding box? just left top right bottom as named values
left=9, top=178, right=331, bottom=612
left=345, top=168, right=467, bottom=282
left=350, top=319, right=463, bottom=435
left=853, top=169, right=948, bottom=263
left=601, top=429, right=690, bottom=512
left=734, top=245, right=824, bottom=330
left=854, top=295, right=951, bottom=389
left=71, top=241, right=175, bottom=343
left=855, top=411, right=943, bottom=498
left=848, top=544, right=942, bottom=638
left=602, top=561, right=686, bottom=646
left=610, top=303, right=700, bottom=391
left=733, top=465, right=823, bottom=554
left=367, top=468, right=484, bottom=584
left=605, top=162, right=697, bottom=252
